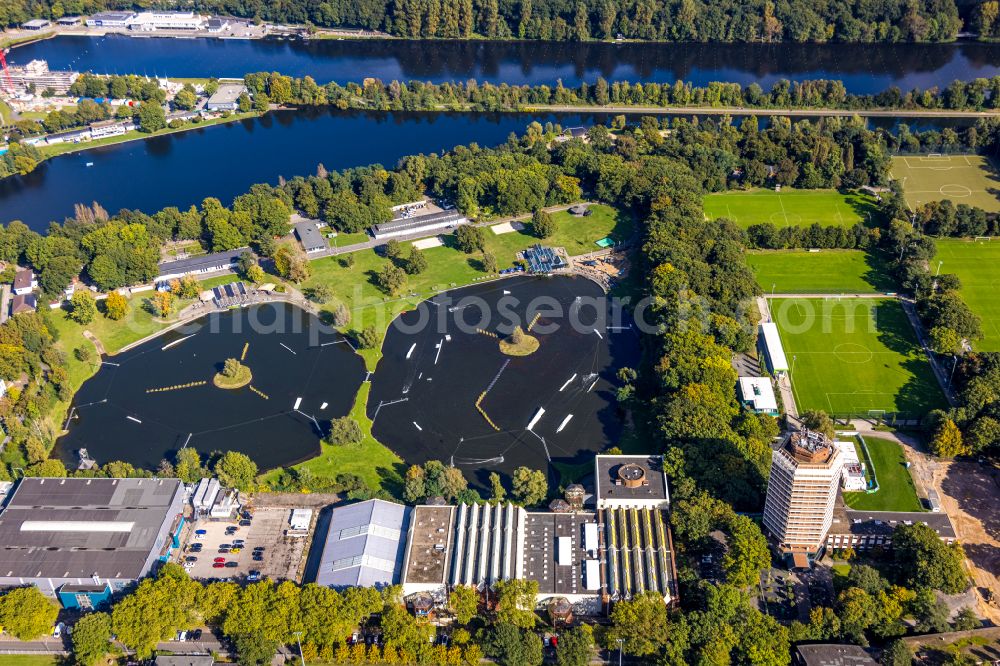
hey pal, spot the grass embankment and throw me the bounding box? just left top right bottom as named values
left=747, top=249, right=896, bottom=294
left=842, top=436, right=923, bottom=512
left=704, top=188, right=879, bottom=229
left=266, top=204, right=630, bottom=488
left=260, top=382, right=405, bottom=492
left=37, top=111, right=260, bottom=160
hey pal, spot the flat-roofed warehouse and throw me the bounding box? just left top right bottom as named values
left=205, top=83, right=247, bottom=111
left=0, top=478, right=185, bottom=595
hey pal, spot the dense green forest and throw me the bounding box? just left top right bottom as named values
left=1, top=0, right=966, bottom=42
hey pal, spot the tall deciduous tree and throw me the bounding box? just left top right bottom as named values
left=0, top=586, right=58, bottom=640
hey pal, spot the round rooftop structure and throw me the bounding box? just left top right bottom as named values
left=618, top=462, right=647, bottom=488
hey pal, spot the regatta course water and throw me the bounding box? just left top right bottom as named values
left=11, top=35, right=1000, bottom=94
left=0, top=108, right=971, bottom=231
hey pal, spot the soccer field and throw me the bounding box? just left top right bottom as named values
left=891, top=154, right=1000, bottom=212
left=935, top=237, right=1000, bottom=350
left=703, top=188, right=878, bottom=228
left=747, top=249, right=895, bottom=294
left=771, top=298, right=945, bottom=416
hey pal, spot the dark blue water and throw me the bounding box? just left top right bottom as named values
left=58, top=302, right=366, bottom=470
left=0, top=108, right=972, bottom=231
left=0, top=109, right=601, bottom=229
left=12, top=35, right=1000, bottom=93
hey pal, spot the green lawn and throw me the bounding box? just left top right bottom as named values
left=843, top=436, right=923, bottom=512
left=747, top=249, right=895, bottom=294
left=261, top=382, right=404, bottom=492
left=704, top=188, right=879, bottom=228
left=772, top=298, right=945, bottom=416
left=935, top=238, right=1000, bottom=351
left=302, top=203, right=630, bottom=369
left=0, top=657, right=61, bottom=666
left=891, top=154, right=1000, bottom=213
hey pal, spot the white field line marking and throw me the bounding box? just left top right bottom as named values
left=126, top=416, right=142, bottom=424
left=293, top=397, right=302, bottom=410
left=406, top=342, right=417, bottom=359
left=280, top=343, right=296, bottom=355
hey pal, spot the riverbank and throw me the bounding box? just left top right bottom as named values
left=35, top=110, right=261, bottom=160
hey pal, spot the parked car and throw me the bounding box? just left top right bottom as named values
left=239, top=519, right=252, bottom=527
left=214, top=557, right=226, bottom=563
left=185, top=556, right=198, bottom=563
left=191, top=629, right=203, bottom=641
left=175, top=631, right=187, bottom=642
left=232, top=539, right=245, bottom=546
left=247, top=570, right=261, bottom=582
left=230, top=547, right=241, bottom=554
left=212, top=562, right=225, bottom=568
left=225, top=561, right=238, bottom=568
left=53, top=622, right=65, bottom=638
left=253, top=546, right=265, bottom=552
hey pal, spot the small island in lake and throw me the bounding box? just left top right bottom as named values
left=498, top=326, right=539, bottom=357
left=213, top=358, right=252, bottom=389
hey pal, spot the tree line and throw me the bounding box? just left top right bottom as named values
left=0, top=0, right=967, bottom=42
left=240, top=70, right=1000, bottom=113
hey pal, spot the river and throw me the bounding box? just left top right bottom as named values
left=0, top=108, right=972, bottom=231
left=11, top=35, right=1000, bottom=94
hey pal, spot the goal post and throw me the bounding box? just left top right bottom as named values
left=974, top=236, right=991, bottom=242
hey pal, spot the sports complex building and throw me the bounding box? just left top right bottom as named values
left=0, top=478, right=186, bottom=604
left=316, top=455, right=678, bottom=615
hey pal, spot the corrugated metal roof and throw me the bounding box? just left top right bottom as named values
left=316, top=499, right=410, bottom=588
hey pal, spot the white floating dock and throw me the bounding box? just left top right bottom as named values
left=161, top=335, right=193, bottom=351
left=559, top=374, right=577, bottom=392
left=320, top=402, right=328, bottom=410
left=556, top=414, right=573, bottom=433
left=413, top=421, right=423, bottom=431
left=526, top=407, right=546, bottom=431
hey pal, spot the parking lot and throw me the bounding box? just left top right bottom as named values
left=178, top=507, right=313, bottom=582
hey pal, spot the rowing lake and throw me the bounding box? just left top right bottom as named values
left=13, top=35, right=1000, bottom=94
left=57, top=302, right=366, bottom=471
left=0, top=108, right=967, bottom=232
